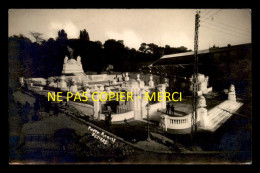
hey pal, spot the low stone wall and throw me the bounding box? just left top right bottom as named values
left=111, top=111, right=135, bottom=122
left=163, top=114, right=192, bottom=130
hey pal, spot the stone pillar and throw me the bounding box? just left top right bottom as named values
left=140, top=89, right=148, bottom=118
left=99, top=86, right=104, bottom=92
left=93, top=93, right=100, bottom=120
left=149, top=75, right=154, bottom=87
left=59, top=75, right=67, bottom=89
left=228, top=84, right=236, bottom=101
left=201, top=81, right=208, bottom=94
left=86, top=88, right=90, bottom=94
left=70, top=85, right=77, bottom=93
left=157, top=84, right=166, bottom=109
left=70, top=80, right=78, bottom=93
left=136, top=74, right=140, bottom=81
left=100, top=91, right=107, bottom=114
left=197, top=95, right=208, bottom=128
left=112, top=78, right=117, bottom=84
left=94, top=85, right=99, bottom=91
left=160, top=115, right=167, bottom=131
left=133, top=88, right=141, bottom=120
left=125, top=72, right=129, bottom=81
left=19, top=77, right=24, bottom=86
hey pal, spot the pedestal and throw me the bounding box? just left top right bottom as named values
left=71, top=85, right=78, bottom=93
left=198, top=108, right=208, bottom=128
left=228, top=92, right=236, bottom=101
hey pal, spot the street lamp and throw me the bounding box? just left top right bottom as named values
left=146, top=103, right=151, bottom=141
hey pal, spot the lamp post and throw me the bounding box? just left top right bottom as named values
left=146, top=103, right=151, bottom=141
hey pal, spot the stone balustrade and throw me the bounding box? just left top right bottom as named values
left=161, top=114, right=192, bottom=131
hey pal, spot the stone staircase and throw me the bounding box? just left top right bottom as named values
left=201, top=100, right=243, bottom=132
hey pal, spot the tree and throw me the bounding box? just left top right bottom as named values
left=29, top=32, right=44, bottom=44
left=95, top=41, right=102, bottom=47
left=79, top=29, right=90, bottom=41
left=57, top=29, right=68, bottom=40
left=53, top=76, right=60, bottom=89
left=66, top=78, right=75, bottom=92
left=139, top=43, right=148, bottom=52
left=80, top=81, right=88, bottom=92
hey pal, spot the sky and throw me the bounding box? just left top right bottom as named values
left=8, top=9, right=251, bottom=51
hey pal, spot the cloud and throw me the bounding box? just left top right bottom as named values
left=49, top=21, right=79, bottom=39
left=105, top=30, right=143, bottom=49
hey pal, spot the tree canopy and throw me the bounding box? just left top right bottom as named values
left=9, top=29, right=192, bottom=79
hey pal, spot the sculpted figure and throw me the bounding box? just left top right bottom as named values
left=67, top=46, right=74, bottom=59
left=77, top=56, right=81, bottom=65
left=64, top=56, right=68, bottom=64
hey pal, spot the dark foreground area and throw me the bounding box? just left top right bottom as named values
left=9, top=89, right=251, bottom=164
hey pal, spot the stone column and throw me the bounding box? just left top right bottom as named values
left=157, top=84, right=166, bottom=109
left=86, top=88, right=90, bottom=95
left=160, top=115, right=167, bottom=131
left=93, top=93, right=100, bottom=120
left=125, top=72, right=129, bottom=81
left=197, top=95, right=208, bottom=128
left=228, top=84, right=236, bottom=101
left=112, top=78, right=117, bottom=84
left=132, top=88, right=141, bottom=120
left=99, top=85, right=104, bottom=92
left=141, top=89, right=148, bottom=118
left=148, top=75, right=154, bottom=87
left=136, top=74, right=140, bottom=81
left=94, top=85, right=98, bottom=91
left=99, top=86, right=107, bottom=113
left=70, top=80, right=78, bottom=93
left=201, top=81, right=208, bottom=94
left=59, top=75, right=67, bottom=89
left=19, top=77, right=24, bottom=87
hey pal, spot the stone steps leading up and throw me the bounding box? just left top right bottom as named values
left=202, top=100, right=243, bottom=132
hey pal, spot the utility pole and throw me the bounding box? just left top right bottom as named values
left=191, top=10, right=200, bottom=147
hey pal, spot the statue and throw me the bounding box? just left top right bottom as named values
left=67, top=46, right=74, bottom=59
left=62, top=54, right=84, bottom=74
left=77, top=56, right=81, bottom=65
left=197, top=95, right=207, bottom=108
left=228, top=84, right=236, bottom=101
left=229, top=84, right=235, bottom=92
left=149, top=75, right=154, bottom=87
left=64, top=56, right=68, bottom=64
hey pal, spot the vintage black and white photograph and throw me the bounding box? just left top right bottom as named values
left=8, top=9, right=252, bottom=164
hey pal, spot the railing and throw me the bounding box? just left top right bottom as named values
left=162, top=114, right=192, bottom=130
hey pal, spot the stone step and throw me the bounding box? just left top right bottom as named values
left=210, top=111, right=231, bottom=129
left=207, top=100, right=238, bottom=121
left=205, top=100, right=243, bottom=132
left=210, top=107, right=229, bottom=123
left=207, top=106, right=224, bottom=121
